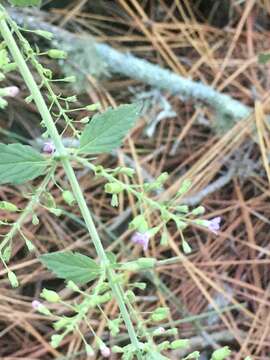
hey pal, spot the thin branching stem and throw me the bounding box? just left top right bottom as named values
left=0, top=10, right=142, bottom=358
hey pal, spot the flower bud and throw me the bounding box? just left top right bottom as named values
left=125, top=290, right=136, bottom=303
left=211, top=346, right=231, bottom=360
left=85, top=344, right=95, bottom=356
left=151, top=307, right=170, bottom=322
left=66, top=280, right=80, bottom=292
left=53, top=317, right=71, bottom=331
left=0, top=97, right=8, bottom=109
left=175, top=205, right=189, bottom=213
left=2, top=246, right=11, bottom=262
left=175, top=218, right=187, bottom=230
left=121, top=258, right=156, bottom=272
left=25, top=95, right=33, bottom=103
left=80, top=116, right=89, bottom=124
left=31, top=300, right=42, bottom=310
left=112, top=345, right=124, bottom=353
left=50, top=334, right=64, bottom=348
left=156, top=172, right=169, bottom=184
left=170, top=339, right=190, bottom=350
left=35, top=30, right=54, bottom=40
left=41, top=288, right=60, bottom=303
left=0, top=86, right=20, bottom=97
left=129, top=214, right=148, bottom=233
left=98, top=341, right=111, bottom=358
left=85, top=103, right=101, bottom=111
left=62, top=190, right=75, bottom=206
left=2, top=63, right=17, bottom=73
left=111, top=193, right=118, bottom=207
left=194, top=219, right=208, bottom=227
left=100, top=346, right=111, bottom=357
left=8, top=271, right=19, bottom=288
left=146, top=226, right=160, bottom=237
left=165, top=328, right=178, bottom=336
left=105, top=182, right=124, bottom=194
left=114, top=166, right=135, bottom=177
left=182, top=240, right=192, bottom=254
left=185, top=351, right=200, bottom=359
left=153, top=327, right=166, bottom=336
left=25, top=238, right=36, bottom=252
left=43, top=68, right=53, bottom=79
left=66, top=95, right=77, bottom=102
left=191, top=206, right=205, bottom=215
left=160, top=228, right=169, bottom=246
left=32, top=214, right=39, bottom=225
left=49, top=208, right=62, bottom=217
left=177, top=179, right=192, bottom=195
left=160, top=208, right=171, bottom=222
left=108, top=319, right=120, bottom=336
left=47, top=49, right=67, bottom=59
left=62, top=75, right=76, bottom=83
left=157, top=341, right=170, bottom=351
left=43, top=141, right=55, bottom=154
left=96, top=292, right=112, bottom=305
left=132, top=282, right=147, bottom=290
left=32, top=300, right=51, bottom=315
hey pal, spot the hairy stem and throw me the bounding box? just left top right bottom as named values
left=0, top=11, right=142, bottom=357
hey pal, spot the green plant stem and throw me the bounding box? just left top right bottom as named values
left=0, top=12, right=142, bottom=357
left=0, top=168, right=54, bottom=253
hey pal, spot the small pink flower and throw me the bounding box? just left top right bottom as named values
left=205, top=217, right=221, bottom=234
left=32, top=300, right=42, bottom=310
left=157, top=326, right=166, bottom=334
left=43, top=141, right=55, bottom=154
left=100, top=345, right=111, bottom=357
left=131, top=231, right=149, bottom=251
left=5, top=86, right=20, bottom=97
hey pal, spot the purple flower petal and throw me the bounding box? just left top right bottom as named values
left=43, top=141, right=55, bottom=154
left=205, top=217, right=221, bottom=234
left=131, top=231, right=150, bottom=251
left=32, top=300, right=42, bottom=310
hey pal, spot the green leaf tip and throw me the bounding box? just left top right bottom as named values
left=78, top=103, right=142, bottom=154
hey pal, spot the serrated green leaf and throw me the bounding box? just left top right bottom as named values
left=8, top=0, right=41, bottom=6
left=78, top=103, right=141, bottom=154
left=0, top=143, right=48, bottom=184
left=40, top=251, right=101, bottom=285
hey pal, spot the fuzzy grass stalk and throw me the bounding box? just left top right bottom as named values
left=0, top=9, right=143, bottom=358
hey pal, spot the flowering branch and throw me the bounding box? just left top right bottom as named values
left=9, top=7, right=251, bottom=129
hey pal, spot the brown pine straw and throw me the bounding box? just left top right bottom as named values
left=1, top=1, right=270, bottom=359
